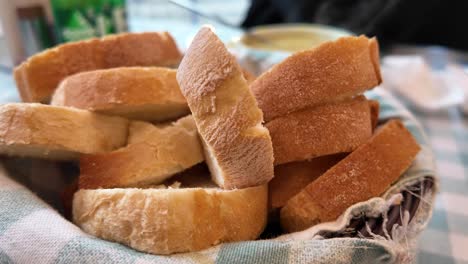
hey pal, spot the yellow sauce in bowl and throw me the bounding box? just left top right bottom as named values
left=239, top=24, right=353, bottom=52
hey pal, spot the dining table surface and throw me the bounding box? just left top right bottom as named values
left=0, top=1, right=467, bottom=263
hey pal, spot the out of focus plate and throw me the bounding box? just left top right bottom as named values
left=231, top=23, right=352, bottom=53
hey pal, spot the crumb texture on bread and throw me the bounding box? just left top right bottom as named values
left=73, top=183, right=267, bottom=254
left=0, top=103, right=128, bottom=160
left=51, top=67, right=189, bottom=121
left=280, top=120, right=421, bottom=232
left=266, top=96, right=372, bottom=165
left=176, top=27, right=274, bottom=189
left=251, top=36, right=382, bottom=121
left=14, top=32, right=182, bottom=102
left=79, top=115, right=204, bottom=189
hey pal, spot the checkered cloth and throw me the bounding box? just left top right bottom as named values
left=413, top=106, right=468, bottom=264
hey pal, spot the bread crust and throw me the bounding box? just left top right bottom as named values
left=280, top=120, right=421, bottom=232
left=269, top=154, right=346, bottom=211
left=266, top=96, right=372, bottom=165
left=79, top=116, right=204, bottom=189
left=251, top=36, right=381, bottom=121
left=0, top=103, right=128, bottom=160
left=176, top=27, right=274, bottom=189
left=369, top=99, right=380, bottom=130
left=73, top=183, right=268, bottom=254
left=241, top=67, right=256, bottom=84
left=14, top=32, right=182, bottom=103
left=51, top=67, right=189, bottom=121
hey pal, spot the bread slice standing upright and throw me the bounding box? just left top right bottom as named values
left=280, top=120, right=421, bottom=232
left=51, top=67, right=189, bottom=121
left=269, top=153, right=346, bottom=211
left=15, top=32, right=182, bottom=102
left=266, top=96, right=373, bottom=165
left=251, top=36, right=381, bottom=121
left=176, top=27, right=274, bottom=189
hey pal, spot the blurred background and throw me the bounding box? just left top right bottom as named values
left=0, top=1, right=467, bottom=263
left=1, top=0, right=468, bottom=63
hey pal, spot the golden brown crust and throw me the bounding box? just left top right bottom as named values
left=51, top=67, right=189, bottom=121
left=14, top=32, right=182, bottom=103
left=280, top=119, right=421, bottom=232
left=241, top=67, right=256, bottom=84
left=369, top=99, right=380, bottom=130
left=266, top=96, right=372, bottom=165
left=251, top=36, right=381, bottom=121
left=269, top=153, right=346, bottom=210
left=73, top=183, right=268, bottom=255
left=79, top=116, right=204, bottom=189
left=176, top=27, right=274, bottom=189
left=0, top=103, right=128, bottom=160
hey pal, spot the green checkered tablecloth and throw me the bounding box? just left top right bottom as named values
left=413, top=108, right=468, bottom=264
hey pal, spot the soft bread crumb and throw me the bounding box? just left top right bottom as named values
left=176, top=26, right=274, bottom=189
left=79, top=115, right=204, bottom=189
left=0, top=103, right=128, bottom=160
left=73, top=183, right=268, bottom=254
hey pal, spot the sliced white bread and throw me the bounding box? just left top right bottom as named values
left=0, top=103, right=128, bottom=160
left=73, top=168, right=268, bottom=255
left=79, top=115, right=204, bottom=189
left=251, top=36, right=381, bottom=121
left=269, top=153, right=346, bottom=211
left=176, top=27, right=274, bottom=189
left=266, top=96, right=373, bottom=165
left=280, top=120, right=421, bottom=232
left=14, top=32, right=182, bottom=103
left=51, top=67, right=189, bottom=122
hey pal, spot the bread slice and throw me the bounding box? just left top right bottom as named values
left=241, top=67, right=256, bottom=84
left=14, top=32, right=182, bottom=103
left=269, top=153, right=346, bottom=211
left=369, top=99, right=380, bottom=130
left=73, top=172, right=267, bottom=255
left=176, top=27, right=274, bottom=189
left=251, top=36, right=381, bottom=121
left=79, top=115, right=204, bottom=189
left=0, top=103, right=128, bottom=160
left=266, top=96, right=372, bottom=165
left=280, top=120, right=421, bottom=232
left=51, top=67, right=189, bottom=122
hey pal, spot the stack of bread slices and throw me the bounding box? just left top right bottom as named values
left=250, top=35, right=420, bottom=233
left=1, top=26, right=421, bottom=255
